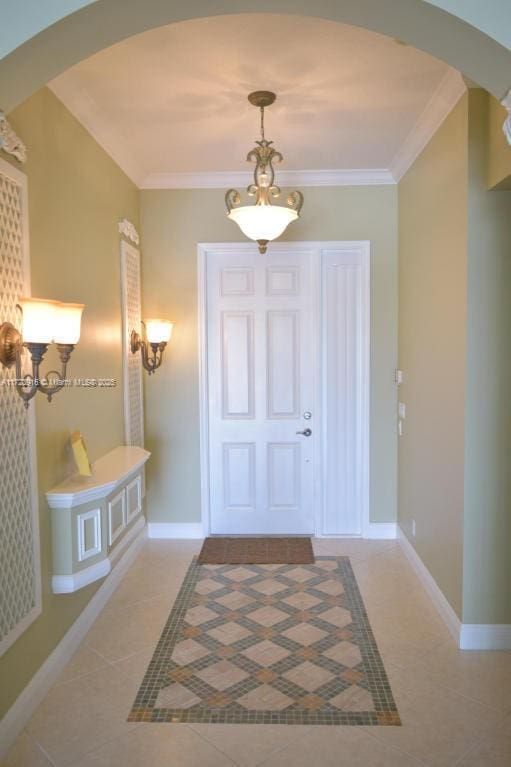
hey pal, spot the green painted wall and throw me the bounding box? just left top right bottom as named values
left=398, top=89, right=511, bottom=624
left=0, top=87, right=139, bottom=719
left=140, top=185, right=398, bottom=528
left=464, top=89, right=511, bottom=624
left=398, top=96, right=468, bottom=618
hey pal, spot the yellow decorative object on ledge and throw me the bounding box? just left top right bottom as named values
left=70, top=430, right=93, bottom=476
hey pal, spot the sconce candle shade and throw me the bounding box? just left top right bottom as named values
left=53, top=302, right=85, bottom=344
left=1, top=295, right=85, bottom=407
left=144, top=319, right=173, bottom=344
left=228, top=205, right=298, bottom=243
left=18, top=297, right=60, bottom=343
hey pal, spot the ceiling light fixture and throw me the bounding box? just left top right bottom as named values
left=225, top=91, right=303, bottom=254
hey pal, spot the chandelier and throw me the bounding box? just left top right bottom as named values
left=225, top=91, right=303, bottom=254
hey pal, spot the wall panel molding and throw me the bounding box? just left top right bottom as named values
left=0, top=157, right=41, bottom=658
left=120, top=240, right=144, bottom=447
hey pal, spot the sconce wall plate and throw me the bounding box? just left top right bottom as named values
left=0, top=321, right=22, bottom=368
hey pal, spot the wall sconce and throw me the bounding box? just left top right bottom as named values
left=131, top=319, right=173, bottom=375
left=0, top=297, right=84, bottom=407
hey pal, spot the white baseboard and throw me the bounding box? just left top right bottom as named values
left=147, top=522, right=204, bottom=539
left=363, top=522, right=397, bottom=539
left=397, top=526, right=461, bottom=643
left=398, top=526, right=511, bottom=650
left=459, top=624, right=511, bottom=651
left=52, top=559, right=111, bottom=594
left=147, top=522, right=397, bottom=541
left=0, top=522, right=147, bottom=759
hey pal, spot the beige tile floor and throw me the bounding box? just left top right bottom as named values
left=5, top=539, right=511, bottom=767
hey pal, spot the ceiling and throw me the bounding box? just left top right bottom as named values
left=49, top=14, right=461, bottom=187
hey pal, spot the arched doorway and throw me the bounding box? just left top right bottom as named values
left=1, top=0, right=510, bottom=113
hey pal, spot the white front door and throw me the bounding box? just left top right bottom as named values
left=205, top=246, right=315, bottom=534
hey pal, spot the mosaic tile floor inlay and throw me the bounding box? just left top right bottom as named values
left=128, top=557, right=400, bottom=725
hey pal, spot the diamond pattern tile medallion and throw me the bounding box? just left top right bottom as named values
left=129, top=557, right=400, bottom=725
left=196, top=660, right=249, bottom=690
left=282, top=623, right=328, bottom=646
left=241, top=639, right=291, bottom=666
left=246, top=606, right=288, bottom=626
left=283, top=661, right=335, bottom=691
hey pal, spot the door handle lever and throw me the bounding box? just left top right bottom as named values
left=296, top=428, right=312, bottom=437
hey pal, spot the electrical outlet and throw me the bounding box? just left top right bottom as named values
left=412, top=519, right=416, bottom=537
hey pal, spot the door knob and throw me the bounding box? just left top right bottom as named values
left=296, top=428, right=312, bottom=437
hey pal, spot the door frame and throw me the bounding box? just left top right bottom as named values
left=197, top=241, right=370, bottom=538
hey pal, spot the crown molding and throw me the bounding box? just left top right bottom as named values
left=390, top=70, right=467, bottom=182
left=502, top=89, right=511, bottom=145
left=141, top=168, right=395, bottom=189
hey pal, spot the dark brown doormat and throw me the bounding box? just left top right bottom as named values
left=198, top=536, right=315, bottom=565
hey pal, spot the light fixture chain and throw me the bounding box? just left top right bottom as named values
left=260, top=106, right=265, bottom=141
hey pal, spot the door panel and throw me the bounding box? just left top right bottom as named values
left=322, top=253, right=365, bottom=535
left=266, top=311, right=300, bottom=418
left=221, top=312, right=255, bottom=419
left=267, top=442, right=300, bottom=510
left=222, top=443, right=256, bottom=510
left=207, top=247, right=314, bottom=534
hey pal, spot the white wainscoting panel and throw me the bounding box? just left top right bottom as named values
left=0, top=158, right=41, bottom=657
left=76, top=508, right=102, bottom=562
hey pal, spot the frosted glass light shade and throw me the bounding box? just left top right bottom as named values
left=53, top=302, right=85, bottom=344
left=144, top=319, right=173, bottom=344
left=18, top=297, right=60, bottom=344
left=228, top=205, right=298, bottom=242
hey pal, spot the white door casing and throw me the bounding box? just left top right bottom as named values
left=198, top=242, right=370, bottom=537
